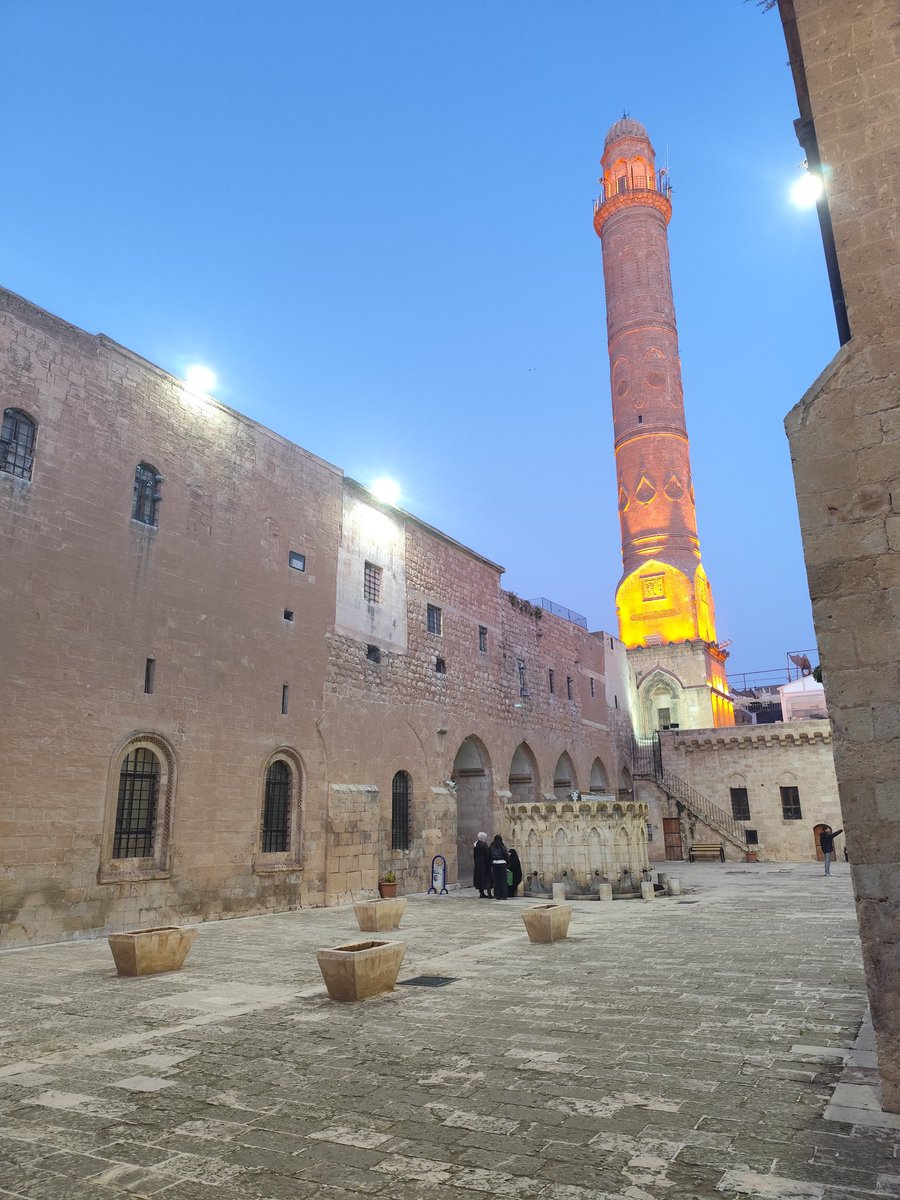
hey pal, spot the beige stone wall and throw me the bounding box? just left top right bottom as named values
left=0, top=287, right=633, bottom=945
left=628, top=641, right=730, bottom=735
left=781, top=0, right=900, bottom=1109
left=658, top=722, right=842, bottom=862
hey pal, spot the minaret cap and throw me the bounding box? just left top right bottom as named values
left=604, top=116, right=650, bottom=147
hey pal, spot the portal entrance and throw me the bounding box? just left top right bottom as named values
left=812, top=823, right=828, bottom=862
left=663, top=817, right=684, bottom=861
left=452, top=736, right=494, bottom=886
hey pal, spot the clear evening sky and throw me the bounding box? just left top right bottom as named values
left=2, top=2, right=836, bottom=678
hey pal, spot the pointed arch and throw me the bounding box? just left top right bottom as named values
left=589, top=758, right=611, bottom=793
left=452, top=735, right=495, bottom=886
left=553, top=750, right=577, bottom=798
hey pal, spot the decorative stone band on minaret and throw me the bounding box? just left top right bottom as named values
left=594, top=116, right=718, bottom=654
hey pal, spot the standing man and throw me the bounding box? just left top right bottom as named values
left=820, top=825, right=843, bottom=875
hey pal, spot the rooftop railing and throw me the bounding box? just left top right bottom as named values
left=594, top=168, right=672, bottom=212
left=527, top=597, right=588, bottom=630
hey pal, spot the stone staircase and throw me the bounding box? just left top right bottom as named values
left=632, top=736, right=749, bottom=856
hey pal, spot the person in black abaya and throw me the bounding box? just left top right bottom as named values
left=490, top=834, right=509, bottom=899
left=473, top=832, right=493, bottom=898
left=508, top=847, right=523, bottom=897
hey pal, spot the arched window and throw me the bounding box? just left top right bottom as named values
left=113, top=747, right=161, bottom=858
left=1, top=408, right=36, bottom=480
left=132, top=462, right=162, bottom=526
left=391, top=771, right=411, bottom=851
left=261, top=760, right=292, bottom=853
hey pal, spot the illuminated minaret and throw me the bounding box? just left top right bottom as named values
left=594, top=116, right=733, bottom=728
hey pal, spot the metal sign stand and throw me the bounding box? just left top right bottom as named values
left=428, top=854, right=449, bottom=895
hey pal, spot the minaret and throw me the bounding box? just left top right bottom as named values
left=594, top=116, right=733, bottom=728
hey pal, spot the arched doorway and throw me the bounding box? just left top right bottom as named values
left=452, top=737, right=493, bottom=886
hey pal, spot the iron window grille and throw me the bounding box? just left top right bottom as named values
left=261, top=760, right=292, bottom=853
left=1, top=408, right=36, bottom=480
left=113, top=747, right=160, bottom=858
left=427, top=604, right=442, bottom=635
left=780, top=786, right=802, bottom=820
left=132, top=462, right=162, bottom=525
left=478, top=625, right=487, bottom=653
left=730, top=787, right=751, bottom=821
left=364, top=561, right=383, bottom=603
left=391, top=770, right=411, bottom=851
left=745, top=828, right=759, bottom=845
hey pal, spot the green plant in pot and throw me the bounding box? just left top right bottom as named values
left=378, top=869, right=398, bottom=898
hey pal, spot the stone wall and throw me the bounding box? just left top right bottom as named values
left=780, top=0, right=900, bottom=1109
left=659, top=722, right=841, bottom=861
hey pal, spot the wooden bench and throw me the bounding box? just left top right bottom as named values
left=688, top=843, right=725, bottom=862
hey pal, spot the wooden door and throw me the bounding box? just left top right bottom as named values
left=663, top=818, right=684, bottom=861
left=812, top=823, right=827, bottom=862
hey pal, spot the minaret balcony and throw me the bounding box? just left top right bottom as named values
left=593, top=170, right=673, bottom=234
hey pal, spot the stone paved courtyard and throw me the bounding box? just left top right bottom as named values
left=1, top=863, right=897, bottom=1200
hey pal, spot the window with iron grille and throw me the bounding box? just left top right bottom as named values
left=132, top=462, right=161, bottom=526
left=478, top=625, right=487, bottom=653
left=261, top=760, right=292, bottom=853
left=730, top=787, right=750, bottom=821
left=1, top=408, right=36, bottom=480
left=427, top=604, right=442, bottom=635
left=745, top=828, right=759, bottom=845
left=780, top=786, right=802, bottom=820
left=391, top=770, right=411, bottom=851
left=113, top=747, right=160, bottom=858
left=364, top=561, right=382, bottom=603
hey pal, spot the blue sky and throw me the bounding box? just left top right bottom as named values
left=2, top=1, right=836, bottom=677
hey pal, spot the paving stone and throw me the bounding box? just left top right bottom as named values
left=0, top=865, right=891, bottom=1200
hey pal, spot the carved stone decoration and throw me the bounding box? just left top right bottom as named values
left=664, top=474, right=684, bottom=501
left=618, top=485, right=629, bottom=511
left=635, top=475, right=656, bottom=505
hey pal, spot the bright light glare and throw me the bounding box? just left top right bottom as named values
left=790, top=172, right=824, bottom=208
left=371, top=476, right=401, bottom=506
left=184, top=364, right=217, bottom=395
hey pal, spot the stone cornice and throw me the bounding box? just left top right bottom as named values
left=663, top=720, right=832, bottom=752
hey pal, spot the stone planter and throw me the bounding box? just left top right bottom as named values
left=107, top=926, right=197, bottom=977
left=316, top=939, right=406, bottom=1001
left=353, top=897, right=407, bottom=932
left=521, top=904, right=572, bottom=944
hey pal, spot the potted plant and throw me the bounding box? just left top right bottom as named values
left=378, top=870, right=398, bottom=898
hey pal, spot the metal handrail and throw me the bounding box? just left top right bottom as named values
left=632, top=735, right=747, bottom=851
left=594, top=169, right=672, bottom=211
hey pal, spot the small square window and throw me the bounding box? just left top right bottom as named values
left=427, top=604, right=442, bottom=636
left=367, top=644, right=382, bottom=664
left=435, top=657, right=446, bottom=675
left=283, top=609, right=294, bottom=622
left=745, top=828, right=759, bottom=845
left=364, top=561, right=382, bottom=604
left=289, top=551, right=306, bottom=572
left=478, top=625, right=487, bottom=653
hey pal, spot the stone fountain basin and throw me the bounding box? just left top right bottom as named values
left=316, top=939, right=406, bottom=1001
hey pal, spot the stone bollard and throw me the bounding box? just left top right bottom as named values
left=667, top=878, right=682, bottom=896
left=640, top=881, right=655, bottom=901
left=597, top=882, right=613, bottom=902
left=552, top=882, right=567, bottom=901
left=657, top=873, right=668, bottom=889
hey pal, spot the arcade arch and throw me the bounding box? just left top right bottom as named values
left=452, top=736, right=493, bottom=885
left=553, top=751, right=577, bottom=798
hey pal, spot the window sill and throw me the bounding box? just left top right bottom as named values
left=253, top=858, right=303, bottom=875
left=98, top=861, right=170, bottom=885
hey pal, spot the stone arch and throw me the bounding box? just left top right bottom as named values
left=612, top=355, right=631, bottom=401
left=553, top=751, right=577, bottom=798
left=509, top=742, right=539, bottom=806
left=590, top=758, right=611, bottom=793
left=638, top=667, right=684, bottom=734
left=618, top=765, right=633, bottom=795
left=452, top=735, right=494, bottom=887
left=100, top=731, right=177, bottom=882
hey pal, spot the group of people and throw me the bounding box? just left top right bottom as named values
left=473, top=832, right=522, bottom=899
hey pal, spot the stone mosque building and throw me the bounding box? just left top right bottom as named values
left=0, top=116, right=842, bottom=950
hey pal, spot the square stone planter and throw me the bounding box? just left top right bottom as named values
left=108, top=926, right=197, bottom=976
left=522, top=904, right=572, bottom=944
left=316, top=939, right=406, bottom=1001
left=353, top=897, right=407, bottom=932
